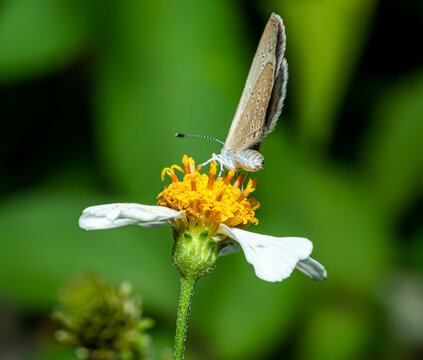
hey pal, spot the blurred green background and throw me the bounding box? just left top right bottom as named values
left=1, top=0, right=422, bottom=359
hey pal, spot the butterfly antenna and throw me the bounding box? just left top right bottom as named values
left=175, top=133, right=224, bottom=145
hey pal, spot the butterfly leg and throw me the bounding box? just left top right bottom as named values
left=201, top=153, right=217, bottom=167
left=205, top=153, right=225, bottom=176
left=202, top=153, right=225, bottom=177
left=241, top=172, right=251, bottom=191
left=218, top=161, right=225, bottom=177
left=217, top=156, right=225, bottom=177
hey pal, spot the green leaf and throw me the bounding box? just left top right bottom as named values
left=363, top=70, right=423, bottom=215
left=297, top=304, right=373, bottom=360
left=269, top=0, right=376, bottom=149
left=0, top=0, right=88, bottom=84
left=33, top=347, right=75, bottom=360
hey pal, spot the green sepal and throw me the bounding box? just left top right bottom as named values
left=172, top=225, right=221, bottom=280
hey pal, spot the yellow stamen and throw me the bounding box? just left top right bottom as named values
left=182, top=155, right=190, bottom=174
left=161, top=165, right=183, bottom=182
left=207, top=161, right=217, bottom=190
left=248, top=197, right=260, bottom=210
left=157, top=155, right=260, bottom=230
left=224, top=169, right=235, bottom=185
left=191, top=175, right=197, bottom=191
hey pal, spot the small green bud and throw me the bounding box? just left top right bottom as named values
left=172, top=225, right=225, bottom=279
left=52, top=275, right=154, bottom=360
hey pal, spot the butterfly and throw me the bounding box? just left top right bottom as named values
left=177, top=13, right=288, bottom=172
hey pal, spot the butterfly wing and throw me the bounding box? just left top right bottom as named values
left=264, top=57, right=288, bottom=137
left=223, top=13, right=287, bottom=154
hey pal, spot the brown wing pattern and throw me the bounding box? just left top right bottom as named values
left=223, top=14, right=283, bottom=152
left=224, top=63, right=274, bottom=153
left=265, top=57, right=288, bottom=135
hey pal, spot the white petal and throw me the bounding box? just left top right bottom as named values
left=79, top=203, right=180, bottom=230
left=296, top=257, right=327, bottom=281
left=219, top=225, right=312, bottom=282
left=218, top=241, right=239, bottom=257
left=136, top=221, right=171, bottom=229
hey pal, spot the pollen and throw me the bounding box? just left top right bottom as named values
left=157, top=155, right=260, bottom=230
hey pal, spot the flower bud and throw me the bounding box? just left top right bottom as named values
left=52, top=275, right=153, bottom=360
left=172, top=226, right=226, bottom=279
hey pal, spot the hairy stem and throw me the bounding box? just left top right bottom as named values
left=173, top=275, right=196, bottom=360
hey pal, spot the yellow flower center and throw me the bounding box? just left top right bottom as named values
left=157, top=155, right=260, bottom=231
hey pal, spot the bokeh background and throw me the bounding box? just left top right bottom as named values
left=1, top=0, right=423, bottom=359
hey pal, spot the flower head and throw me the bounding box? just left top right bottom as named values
left=52, top=275, right=153, bottom=360
left=158, top=155, right=259, bottom=233
left=79, top=156, right=326, bottom=282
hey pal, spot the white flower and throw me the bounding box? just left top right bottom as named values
left=79, top=202, right=326, bottom=283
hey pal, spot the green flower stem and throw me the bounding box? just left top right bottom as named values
left=173, top=275, right=197, bottom=360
